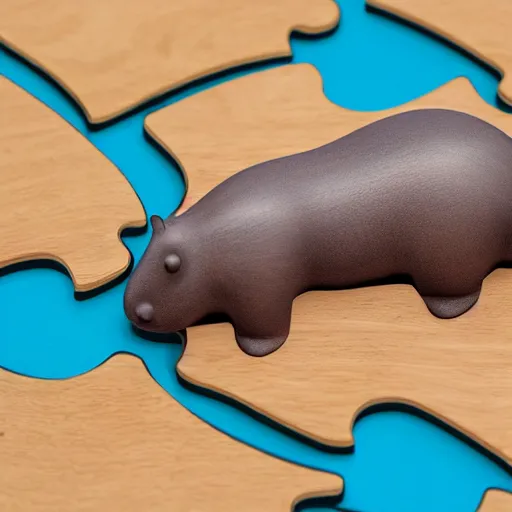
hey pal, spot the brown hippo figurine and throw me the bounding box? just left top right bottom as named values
left=124, top=109, right=512, bottom=356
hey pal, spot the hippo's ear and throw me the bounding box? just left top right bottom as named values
left=150, top=215, right=165, bottom=235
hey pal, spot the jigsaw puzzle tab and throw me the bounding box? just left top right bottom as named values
left=477, top=490, right=512, bottom=512
left=0, top=0, right=339, bottom=123
left=179, top=270, right=512, bottom=463
left=0, top=77, right=145, bottom=292
left=145, top=64, right=512, bottom=215
left=366, top=0, right=512, bottom=106
left=0, top=354, right=342, bottom=511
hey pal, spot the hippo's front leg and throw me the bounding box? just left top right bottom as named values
left=229, top=293, right=294, bottom=357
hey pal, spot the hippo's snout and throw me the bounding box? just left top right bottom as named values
left=134, top=302, right=154, bottom=323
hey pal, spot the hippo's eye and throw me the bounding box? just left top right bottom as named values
left=164, top=253, right=181, bottom=273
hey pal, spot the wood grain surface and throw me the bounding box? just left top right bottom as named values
left=146, top=63, right=512, bottom=459
left=366, top=0, right=512, bottom=106
left=477, top=490, right=512, bottom=512
left=0, top=77, right=145, bottom=292
left=179, top=270, right=512, bottom=461
left=0, top=0, right=339, bottom=124
left=146, top=64, right=512, bottom=216
left=0, top=354, right=342, bottom=511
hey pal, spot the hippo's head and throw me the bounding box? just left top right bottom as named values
left=124, top=214, right=211, bottom=334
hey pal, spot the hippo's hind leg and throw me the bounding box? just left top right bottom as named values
left=411, top=244, right=492, bottom=319
left=420, top=288, right=482, bottom=319
left=231, top=294, right=293, bottom=357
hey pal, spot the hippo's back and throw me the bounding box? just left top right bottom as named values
left=177, top=109, right=512, bottom=296
left=191, top=109, right=512, bottom=221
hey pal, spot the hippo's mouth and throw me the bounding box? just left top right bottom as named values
left=124, top=294, right=187, bottom=335
left=129, top=315, right=178, bottom=335
left=130, top=317, right=170, bottom=334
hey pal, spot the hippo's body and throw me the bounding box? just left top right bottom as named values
left=125, top=109, right=512, bottom=356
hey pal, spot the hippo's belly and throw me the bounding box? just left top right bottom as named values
left=298, top=139, right=512, bottom=288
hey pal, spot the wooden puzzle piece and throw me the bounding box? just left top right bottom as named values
left=178, top=269, right=512, bottom=461
left=0, top=354, right=342, bottom=511
left=0, top=77, right=145, bottom=292
left=477, top=490, right=512, bottom=512
left=145, top=64, right=512, bottom=215
left=366, top=0, right=512, bottom=106
left=0, top=0, right=339, bottom=124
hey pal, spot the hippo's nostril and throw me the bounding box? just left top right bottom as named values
left=135, top=302, right=154, bottom=323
